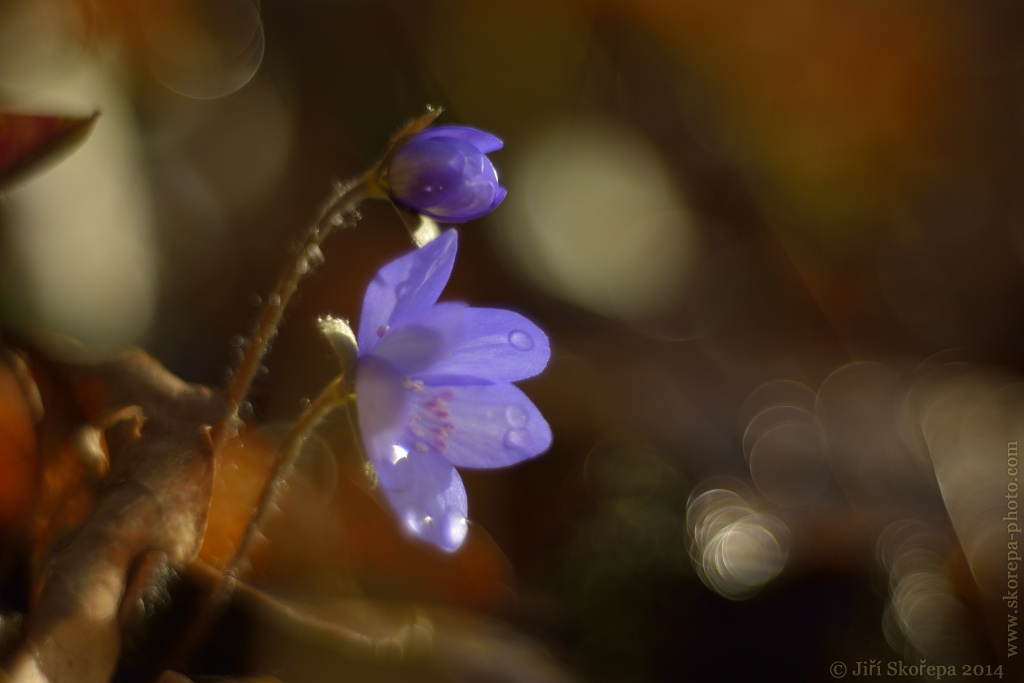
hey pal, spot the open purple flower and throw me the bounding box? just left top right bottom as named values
left=353, top=230, right=550, bottom=551
left=384, top=126, right=507, bottom=223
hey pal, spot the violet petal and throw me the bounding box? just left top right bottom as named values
left=374, top=445, right=470, bottom=552
left=401, top=382, right=551, bottom=469
left=414, top=125, right=503, bottom=153
left=416, top=307, right=550, bottom=385
left=354, top=355, right=410, bottom=442
left=357, top=229, right=458, bottom=353
left=371, top=302, right=467, bottom=377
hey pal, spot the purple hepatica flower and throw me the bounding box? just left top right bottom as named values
left=384, top=126, right=507, bottom=223
left=354, top=229, right=550, bottom=551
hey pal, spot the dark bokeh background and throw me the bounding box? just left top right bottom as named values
left=3, top=1, right=1024, bottom=681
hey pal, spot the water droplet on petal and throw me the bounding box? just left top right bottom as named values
left=508, top=329, right=535, bottom=351
left=506, top=405, right=528, bottom=428
left=384, top=450, right=416, bottom=491
left=389, top=444, right=409, bottom=464
left=503, top=428, right=531, bottom=451
left=377, top=324, right=390, bottom=338
left=447, top=515, right=469, bottom=547
left=404, top=509, right=433, bottom=535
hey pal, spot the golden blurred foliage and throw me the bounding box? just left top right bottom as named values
left=591, top=0, right=963, bottom=241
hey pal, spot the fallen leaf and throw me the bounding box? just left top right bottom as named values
left=5, top=334, right=228, bottom=683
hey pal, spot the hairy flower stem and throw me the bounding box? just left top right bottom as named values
left=170, top=377, right=349, bottom=675
left=213, top=174, right=373, bottom=600
left=165, top=110, right=446, bottom=678
left=220, top=104, right=444, bottom=421
left=164, top=178, right=370, bottom=677
left=221, top=177, right=370, bottom=435
left=231, top=374, right=347, bottom=580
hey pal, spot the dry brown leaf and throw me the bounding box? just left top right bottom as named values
left=200, top=423, right=516, bottom=610
left=4, top=335, right=228, bottom=683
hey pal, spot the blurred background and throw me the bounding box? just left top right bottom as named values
left=3, top=0, right=1024, bottom=681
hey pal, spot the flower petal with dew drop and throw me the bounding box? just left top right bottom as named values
left=352, top=228, right=549, bottom=551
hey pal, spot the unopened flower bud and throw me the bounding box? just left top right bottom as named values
left=383, top=126, right=506, bottom=223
